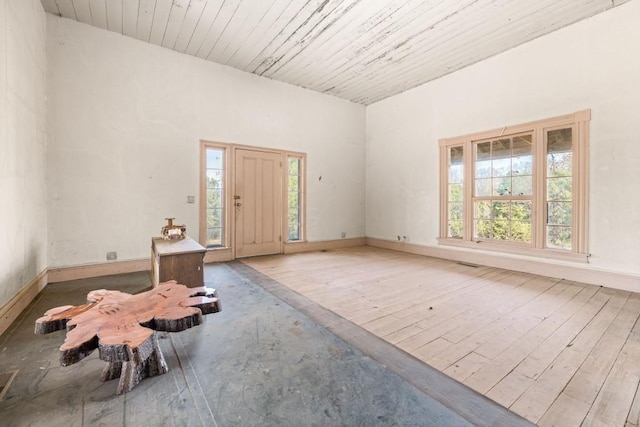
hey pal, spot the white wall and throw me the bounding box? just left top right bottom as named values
left=366, top=0, right=640, bottom=276
left=46, top=15, right=366, bottom=268
left=0, top=0, right=47, bottom=308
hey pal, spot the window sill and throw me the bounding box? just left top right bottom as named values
left=437, top=238, right=589, bottom=263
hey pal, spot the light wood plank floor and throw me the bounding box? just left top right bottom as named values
left=241, top=246, right=640, bottom=427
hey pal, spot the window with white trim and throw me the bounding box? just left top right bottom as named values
left=439, top=110, right=590, bottom=261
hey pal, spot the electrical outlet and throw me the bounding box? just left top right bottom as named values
left=107, top=251, right=117, bottom=261
left=341, top=232, right=346, bottom=239
left=187, top=196, right=195, bottom=204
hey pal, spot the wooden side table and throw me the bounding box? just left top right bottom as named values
left=151, top=237, right=206, bottom=288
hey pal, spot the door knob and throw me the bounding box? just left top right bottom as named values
left=235, top=202, right=242, bottom=207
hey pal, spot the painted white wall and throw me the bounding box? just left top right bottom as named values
left=0, top=0, right=47, bottom=308
left=46, top=15, right=365, bottom=268
left=366, top=0, right=640, bottom=276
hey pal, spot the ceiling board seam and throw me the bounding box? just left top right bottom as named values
left=215, top=0, right=279, bottom=64
left=202, top=0, right=244, bottom=60
left=243, top=0, right=314, bottom=73
left=263, top=0, right=363, bottom=78
left=255, top=0, right=345, bottom=75
left=226, top=0, right=297, bottom=67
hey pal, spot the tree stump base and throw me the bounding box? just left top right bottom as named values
left=35, top=281, right=221, bottom=394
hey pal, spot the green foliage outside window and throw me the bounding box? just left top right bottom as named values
left=288, top=158, right=301, bottom=241
left=205, top=148, right=224, bottom=248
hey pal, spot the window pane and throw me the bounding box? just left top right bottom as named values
left=475, top=160, right=491, bottom=179
left=547, top=177, right=572, bottom=201
left=205, top=147, right=225, bottom=248
left=475, top=220, right=492, bottom=239
left=547, top=152, right=572, bottom=177
left=492, top=139, right=511, bottom=159
left=206, top=149, right=223, bottom=169
left=511, top=221, right=531, bottom=243
left=448, top=221, right=463, bottom=239
left=476, top=142, right=491, bottom=161
left=547, top=226, right=571, bottom=250
left=288, top=211, right=300, bottom=240
left=512, top=201, right=531, bottom=221
left=475, top=201, right=491, bottom=219
left=512, top=135, right=532, bottom=156
left=207, top=188, right=223, bottom=209
left=548, top=128, right=572, bottom=153
left=206, top=208, right=223, bottom=228
left=447, top=146, right=464, bottom=238
left=547, top=201, right=572, bottom=226
left=288, top=157, right=302, bottom=241
left=207, top=169, right=223, bottom=187
left=288, top=175, right=299, bottom=192
left=450, top=164, right=464, bottom=183
left=492, top=201, right=510, bottom=220
left=450, top=146, right=464, bottom=183
left=206, top=228, right=223, bottom=247
left=449, top=202, right=463, bottom=221
left=492, top=220, right=510, bottom=240
left=493, top=178, right=510, bottom=196
left=492, top=157, right=511, bottom=178
left=450, top=146, right=464, bottom=164
left=512, top=175, right=532, bottom=196
left=449, top=184, right=463, bottom=202
left=512, top=155, right=533, bottom=176
left=475, top=178, right=491, bottom=197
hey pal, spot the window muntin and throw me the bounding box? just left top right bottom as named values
left=204, top=146, right=225, bottom=248
left=439, top=110, right=589, bottom=260
left=287, top=155, right=304, bottom=242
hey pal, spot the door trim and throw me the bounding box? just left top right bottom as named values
left=200, top=140, right=306, bottom=260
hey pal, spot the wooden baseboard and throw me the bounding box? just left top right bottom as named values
left=284, top=237, right=367, bottom=254
left=47, top=259, right=151, bottom=283
left=0, top=269, right=48, bottom=337
left=366, top=238, right=640, bottom=293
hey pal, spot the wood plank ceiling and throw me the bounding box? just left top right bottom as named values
left=40, top=0, right=630, bottom=105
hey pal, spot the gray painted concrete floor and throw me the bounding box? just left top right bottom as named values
left=0, top=262, right=532, bottom=426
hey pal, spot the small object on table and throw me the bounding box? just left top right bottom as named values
left=161, top=217, right=186, bottom=240
left=34, top=281, right=221, bottom=394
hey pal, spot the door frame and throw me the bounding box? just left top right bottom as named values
left=199, top=140, right=306, bottom=261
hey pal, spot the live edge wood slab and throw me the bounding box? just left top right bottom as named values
left=34, top=281, right=221, bottom=394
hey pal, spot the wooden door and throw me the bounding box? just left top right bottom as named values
left=234, top=149, right=283, bottom=258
